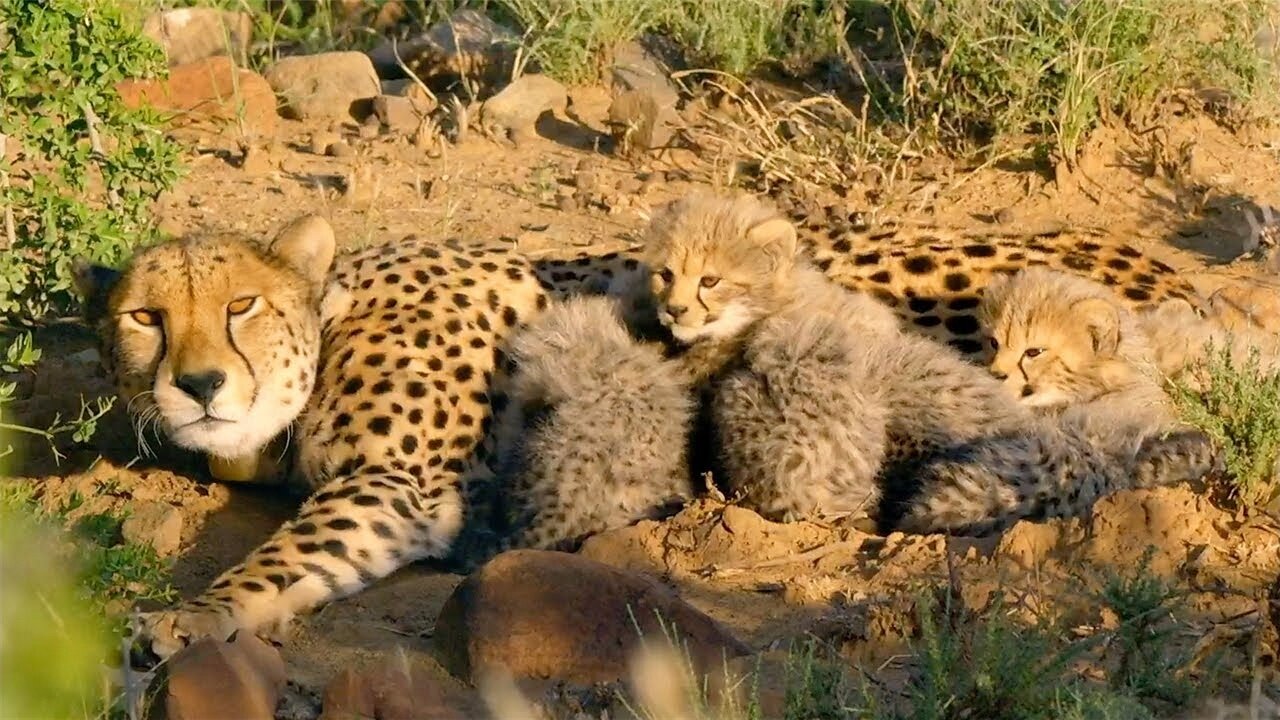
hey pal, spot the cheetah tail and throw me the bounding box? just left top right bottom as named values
left=1130, top=429, right=1220, bottom=489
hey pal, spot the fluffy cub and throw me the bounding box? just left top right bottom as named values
left=468, top=294, right=695, bottom=558
left=895, top=268, right=1218, bottom=535
left=640, top=191, right=1030, bottom=525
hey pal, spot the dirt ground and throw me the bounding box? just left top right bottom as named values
left=6, top=85, right=1280, bottom=715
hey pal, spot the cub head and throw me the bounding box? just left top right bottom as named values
left=979, top=268, right=1150, bottom=408
left=642, top=191, right=798, bottom=344
left=74, top=215, right=336, bottom=458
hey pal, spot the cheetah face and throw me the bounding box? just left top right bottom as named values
left=643, top=192, right=798, bottom=345
left=981, top=268, right=1125, bottom=409
left=75, top=216, right=336, bottom=459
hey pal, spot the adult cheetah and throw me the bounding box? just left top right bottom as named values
left=76, top=214, right=636, bottom=658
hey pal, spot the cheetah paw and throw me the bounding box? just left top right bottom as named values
left=133, top=605, right=238, bottom=662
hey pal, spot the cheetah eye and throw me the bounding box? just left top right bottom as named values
left=128, top=309, right=161, bottom=327
left=700, top=276, right=720, bottom=289
left=658, top=268, right=675, bottom=284
left=227, top=296, right=258, bottom=316
left=988, top=337, right=999, bottom=350
left=1024, top=348, right=1043, bottom=359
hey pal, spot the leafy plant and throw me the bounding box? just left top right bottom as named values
left=0, top=0, right=184, bottom=325
left=1172, top=343, right=1280, bottom=508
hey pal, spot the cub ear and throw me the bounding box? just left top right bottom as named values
left=744, top=216, right=797, bottom=272
left=269, top=214, right=336, bottom=286
left=1071, top=296, right=1121, bottom=355
left=72, top=260, right=121, bottom=322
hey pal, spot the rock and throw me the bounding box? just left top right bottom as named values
left=327, top=141, right=354, bottom=158
left=479, top=74, right=567, bottom=147
left=434, top=549, right=751, bottom=685
left=373, top=95, right=424, bottom=134
left=120, top=501, right=182, bottom=557
left=142, top=8, right=252, bottom=67
left=163, top=632, right=286, bottom=720
left=310, top=131, right=342, bottom=156
left=366, top=8, right=518, bottom=90
left=238, top=144, right=273, bottom=175
left=319, top=656, right=474, bottom=720
left=607, top=39, right=681, bottom=156
left=264, top=52, right=380, bottom=121
left=116, top=57, right=277, bottom=138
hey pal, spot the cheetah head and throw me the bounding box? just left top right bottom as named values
left=642, top=191, right=798, bottom=345
left=979, top=267, right=1151, bottom=408
left=74, top=215, right=336, bottom=459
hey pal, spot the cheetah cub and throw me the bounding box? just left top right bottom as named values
left=895, top=268, right=1220, bottom=535
left=639, top=191, right=1031, bottom=526
left=466, top=294, right=695, bottom=560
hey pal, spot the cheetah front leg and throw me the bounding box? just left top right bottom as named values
left=137, top=470, right=461, bottom=659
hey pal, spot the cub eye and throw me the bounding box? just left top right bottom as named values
left=227, top=297, right=258, bottom=316
left=1024, top=348, right=1043, bottom=359
left=700, top=276, right=720, bottom=289
left=129, top=309, right=161, bottom=327
left=658, top=269, right=675, bottom=284
left=988, top=337, right=999, bottom=350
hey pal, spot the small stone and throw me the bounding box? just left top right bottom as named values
left=995, top=206, right=1016, bottom=224
left=327, top=141, right=354, bottom=158
left=121, top=501, right=183, bottom=557
left=358, top=119, right=381, bottom=140
left=116, top=57, right=276, bottom=138
left=366, top=8, right=518, bottom=91
left=310, top=131, right=341, bottom=156
left=434, top=549, right=750, bottom=685
left=607, top=89, right=677, bottom=157
left=142, top=8, right=252, bottom=67
left=163, top=632, right=286, bottom=720
left=617, top=176, right=643, bottom=194
left=319, top=656, right=474, bottom=720
left=556, top=193, right=578, bottom=212
left=239, top=144, right=272, bottom=174
left=264, top=52, right=381, bottom=122
left=479, top=74, right=567, bottom=146
left=372, top=95, right=423, bottom=134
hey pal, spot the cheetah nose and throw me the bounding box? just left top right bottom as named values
left=667, top=304, right=688, bottom=319
left=1020, top=385, right=1034, bottom=398
left=174, top=370, right=227, bottom=405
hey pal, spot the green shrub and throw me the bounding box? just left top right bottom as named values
left=0, top=0, right=183, bottom=325
left=1172, top=343, right=1280, bottom=509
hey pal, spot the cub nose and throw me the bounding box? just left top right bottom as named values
left=174, top=370, right=227, bottom=405
left=666, top=304, right=688, bottom=319
left=1020, top=385, right=1034, bottom=398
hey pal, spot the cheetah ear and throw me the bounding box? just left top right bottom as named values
left=745, top=216, right=797, bottom=272
left=269, top=214, right=336, bottom=286
left=1072, top=297, right=1121, bottom=355
left=72, top=259, right=121, bottom=322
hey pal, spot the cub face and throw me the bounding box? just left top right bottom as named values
left=75, top=216, right=336, bottom=458
left=642, top=192, right=798, bottom=344
left=980, top=268, right=1127, bottom=409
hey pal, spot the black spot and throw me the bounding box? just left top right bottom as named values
left=944, top=315, right=980, bottom=335
left=943, top=273, right=971, bottom=292
left=372, top=379, right=393, bottom=394
left=368, top=416, right=393, bottom=435
left=907, top=298, right=938, bottom=313
left=407, top=381, right=427, bottom=398
left=364, top=353, right=386, bottom=367
left=241, top=581, right=267, bottom=593
left=353, top=494, right=381, bottom=506
left=372, top=521, right=395, bottom=539
left=445, top=318, right=463, bottom=333
left=326, top=518, right=358, bottom=531
left=401, top=435, right=418, bottom=453
left=1106, top=257, right=1132, bottom=271
left=1123, top=287, right=1152, bottom=302
left=869, top=270, right=892, bottom=284
left=913, top=315, right=942, bottom=327
left=501, top=307, right=518, bottom=326
left=961, top=244, right=997, bottom=258
left=408, top=409, right=424, bottom=424
left=342, top=378, right=364, bottom=395
left=949, top=338, right=985, bottom=355
left=433, top=410, right=449, bottom=428
left=443, top=458, right=466, bottom=473
left=334, top=413, right=353, bottom=429
left=831, top=238, right=852, bottom=253
left=322, top=539, right=348, bottom=557
left=1118, top=245, right=1141, bottom=258
left=1062, top=255, right=1094, bottom=271
left=294, top=522, right=318, bottom=535
left=452, top=293, right=472, bottom=309
left=427, top=357, right=444, bottom=371
left=454, top=364, right=474, bottom=382
left=903, top=256, right=936, bottom=274
left=948, top=296, right=980, bottom=311
left=391, top=498, right=414, bottom=519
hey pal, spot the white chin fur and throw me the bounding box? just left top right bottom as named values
left=667, top=302, right=756, bottom=344
left=155, top=389, right=304, bottom=458
left=1020, top=388, right=1071, bottom=409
